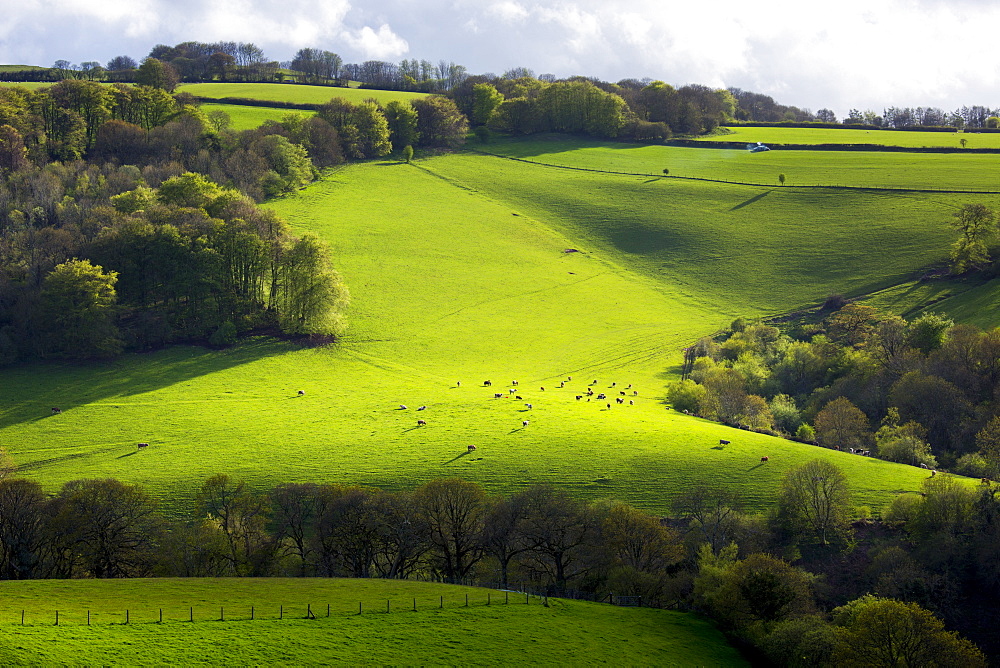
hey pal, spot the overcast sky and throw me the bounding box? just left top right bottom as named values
left=1, top=0, right=997, bottom=117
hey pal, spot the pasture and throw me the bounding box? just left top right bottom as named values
left=700, top=125, right=999, bottom=149
left=0, top=578, right=744, bottom=665
left=177, top=82, right=431, bottom=106
left=199, top=103, right=314, bottom=131
left=0, top=145, right=957, bottom=518
left=478, top=136, right=1000, bottom=191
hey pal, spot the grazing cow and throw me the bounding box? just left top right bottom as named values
left=620, top=391, right=626, bottom=396
left=540, top=387, right=545, bottom=391
left=576, top=395, right=582, bottom=400
left=587, top=389, right=594, bottom=396
left=559, top=382, right=565, bottom=388
left=417, top=406, right=427, bottom=411
left=297, top=390, right=305, bottom=396
left=920, top=463, right=928, bottom=469
left=51, top=407, right=61, bottom=414
left=719, top=439, right=730, bottom=445
left=417, top=419, right=427, bottom=426
left=494, top=393, right=504, bottom=399
left=683, top=409, right=690, bottom=415
left=629, top=400, right=634, bottom=405
left=137, top=443, right=149, bottom=449
left=456, top=381, right=461, bottom=387
left=522, top=420, right=529, bottom=427
left=525, top=403, right=533, bottom=409
left=931, top=469, right=937, bottom=477
left=515, top=395, right=523, bottom=400
left=627, top=384, right=632, bottom=389
left=760, top=456, right=769, bottom=462
left=399, top=404, right=408, bottom=410
left=616, top=398, right=624, bottom=404
left=632, top=391, right=638, bottom=396
left=607, top=403, right=611, bottom=409
left=512, top=380, right=518, bottom=386
left=468, top=444, right=477, bottom=452
left=597, top=393, right=606, bottom=400
left=567, top=376, right=572, bottom=381
left=484, top=380, right=492, bottom=386
left=611, top=382, right=616, bottom=387
left=592, top=380, right=598, bottom=385
left=509, top=388, right=515, bottom=394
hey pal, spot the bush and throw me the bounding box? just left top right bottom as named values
left=795, top=424, right=816, bottom=443
left=209, top=321, right=237, bottom=347
left=954, top=452, right=990, bottom=478
left=667, top=379, right=705, bottom=414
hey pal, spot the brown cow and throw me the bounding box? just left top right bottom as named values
left=760, top=456, right=769, bottom=462
left=468, top=444, right=477, bottom=452
left=137, top=443, right=149, bottom=449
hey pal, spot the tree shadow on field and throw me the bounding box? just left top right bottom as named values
left=729, top=190, right=773, bottom=211
left=0, top=338, right=287, bottom=430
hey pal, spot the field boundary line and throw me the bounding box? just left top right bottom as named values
left=467, top=148, right=1000, bottom=194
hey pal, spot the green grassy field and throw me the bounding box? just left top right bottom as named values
left=177, top=82, right=430, bottom=106
left=200, top=102, right=314, bottom=131
left=0, top=145, right=958, bottom=519
left=0, top=81, right=53, bottom=90
left=699, top=125, right=998, bottom=149
left=478, top=136, right=1000, bottom=191
left=0, top=578, right=744, bottom=665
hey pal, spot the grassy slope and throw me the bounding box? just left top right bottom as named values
left=199, top=102, right=314, bottom=131
left=479, top=136, right=1000, bottom=191
left=177, top=82, right=430, bottom=106
left=700, top=125, right=998, bottom=149
left=0, top=579, right=745, bottom=666
left=0, top=152, right=942, bottom=518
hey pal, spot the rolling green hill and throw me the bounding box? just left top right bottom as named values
left=698, top=125, right=995, bottom=149
left=177, top=82, right=431, bottom=106
left=0, top=578, right=745, bottom=665
left=0, top=141, right=957, bottom=519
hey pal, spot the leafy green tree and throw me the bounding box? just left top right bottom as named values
left=411, top=96, right=469, bottom=148
left=874, top=408, right=936, bottom=467
left=975, top=415, right=1000, bottom=476
left=157, top=171, right=224, bottom=208
left=272, top=235, right=349, bottom=335
left=40, top=259, right=122, bottom=359
left=135, top=58, right=180, bottom=92
left=196, top=474, right=273, bottom=576
left=402, top=144, right=413, bottom=163
left=776, top=459, right=852, bottom=546
left=813, top=396, right=872, bottom=451
left=831, top=595, right=986, bottom=667
left=471, top=83, right=504, bottom=126
left=948, top=203, right=995, bottom=273
left=383, top=100, right=419, bottom=150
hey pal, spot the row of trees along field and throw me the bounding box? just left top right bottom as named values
left=669, top=298, right=1000, bottom=477
left=0, top=464, right=991, bottom=664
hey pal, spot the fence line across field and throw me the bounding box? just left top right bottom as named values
left=9, top=590, right=561, bottom=627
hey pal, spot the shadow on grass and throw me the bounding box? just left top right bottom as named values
left=116, top=450, right=139, bottom=459
left=444, top=451, right=471, bottom=464
left=729, top=189, right=773, bottom=211
left=0, top=338, right=288, bottom=430
left=747, top=462, right=768, bottom=472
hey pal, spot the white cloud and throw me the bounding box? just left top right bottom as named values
left=487, top=1, right=529, bottom=22
left=340, top=24, right=409, bottom=60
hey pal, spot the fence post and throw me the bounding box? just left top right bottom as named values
left=21, top=610, right=24, bottom=626
left=88, top=610, right=91, bottom=626
left=525, top=592, right=529, bottom=604
left=159, top=608, right=162, bottom=623
left=386, top=599, right=390, bottom=613
left=465, top=594, right=468, bottom=607
left=126, top=609, right=129, bottom=624
left=327, top=604, right=330, bottom=618
left=251, top=606, right=254, bottom=620
left=505, top=591, right=508, bottom=605
left=220, top=607, right=224, bottom=622
left=280, top=605, right=283, bottom=620
left=358, top=602, right=362, bottom=615
left=487, top=593, right=490, bottom=606
left=413, top=598, right=416, bottom=612
left=440, top=596, right=443, bottom=609
left=55, top=610, right=58, bottom=626
left=189, top=607, right=193, bottom=622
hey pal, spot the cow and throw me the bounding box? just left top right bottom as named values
left=620, top=391, right=626, bottom=396
left=494, top=393, right=504, bottom=399
left=719, top=439, right=730, bottom=445
left=515, top=395, right=523, bottom=400
left=525, top=403, right=533, bottom=409
left=137, top=442, right=149, bottom=449
left=512, top=380, right=518, bottom=386
left=51, top=407, right=61, bottom=414
left=629, top=400, right=634, bottom=405
left=468, top=444, right=477, bottom=452
left=399, top=404, right=408, bottom=409
left=540, top=387, right=545, bottom=391
left=920, top=463, right=928, bottom=469
left=576, top=395, right=582, bottom=400
left=607, top=403, right=612, bottom=409
left=566, top=376, right=572, bottom=381
left=633, top=391, right=638, bottom=396
left=597, top=393, right=606, bottom=400
left=417, top=406, right=427, bottom=411
left=297, top=390, right=305, bottom=396
left=484, top=380, right=492, bottom=386
left=760, top=456, right=769, bottom=462
left=522, top=420, right=529, bottom=427
left=456, top=381, right=461, bottom=387
left=616, top=397, right=624, bottom=404
left=417, top=419, right=426, bottom=426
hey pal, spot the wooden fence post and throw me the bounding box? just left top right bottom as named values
left=126, top=609, right=129, bottom=624
left=251, top=606, right=254, bottom=620
left=280, top=605, right=283, bottom=620
left=465, top=594, right=468, bottom=607
left=88, top=610, right=91, bottom=626
left=189, top=607, right=193, bottom=622
left=440, top=596, right=443, bottom=609
left=55, top=610, right=58, bottom=626
left=487, top=593, right=491, bottom=606
left=159, top=608, right=162, bottom=623
left=386, top=599, right=390, bottom=613
left=20, top=610, right=24, bottom=626
left=413, top=598, right=416, bottom=612
left=220, top=607, right=224, bottom=621
left=327, top=604, right=330, bottom=618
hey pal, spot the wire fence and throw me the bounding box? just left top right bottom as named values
left=5, top=581, right=647, bottom=627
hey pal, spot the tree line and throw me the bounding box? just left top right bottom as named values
left=0, top=462, right=991, bottom=665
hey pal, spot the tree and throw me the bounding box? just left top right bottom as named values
left=106, top=55, right=137, bottom=72
left=414, top=478, right=487, bottom=581
left=948, top=203, right=995, bottom=273
left=0, top=124, right=29, bottom=174
left=51, top=478, right=160, bottom=578
left=825, top=303, right=879, bottom=347
left=519, top=484, right=597, bottom=590
left=778, top=173, right=786, bottom=185
left=813, top=397, right=871, bottom=451
left=831, top=595, right=986, bottom=667
left=156, top=171, right=224, bottom=208
left=776, top=459, right=852, bottom=545
left=0, top=478, right=47, bottom=579
left=196, top=474, right=273, bottom=576
left=975, top=416, right=1000, bottom=476
left=40, top=259, right=122, bottom=359
left=135, top=58, right=180, bottom=92
left=411, top=96, right=469, bottom=148
left=402, top=144, right=413, bottom=164
left=471, top=83, right=504, bottom=126
left=272, top=234, right=349, bottom=336
left=383, top=100, right=419, bottom=150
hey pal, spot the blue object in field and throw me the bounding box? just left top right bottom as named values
left=747, top=142, right=770, bottom=152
